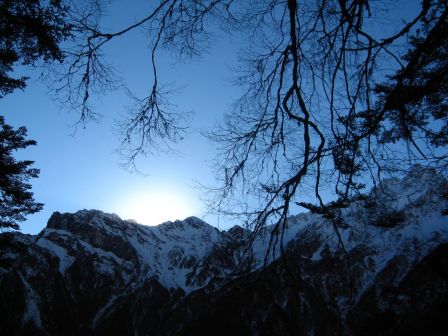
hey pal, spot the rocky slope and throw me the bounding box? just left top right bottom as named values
left=0, top=166, right=447, bottom=335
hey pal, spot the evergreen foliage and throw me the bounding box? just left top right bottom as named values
left=0, top=0, right=71, bottom=97
left=0, top=116, right=43, bottom=230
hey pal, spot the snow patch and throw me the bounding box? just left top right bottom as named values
left=18, top=272, right=44, bottom=330
left=36, top=237, right=75, bottom=274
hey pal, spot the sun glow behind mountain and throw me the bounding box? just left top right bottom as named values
left=119, top=189, right=199, bottom=226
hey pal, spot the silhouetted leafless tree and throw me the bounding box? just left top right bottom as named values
left=53, top=0, right=447, bottom=251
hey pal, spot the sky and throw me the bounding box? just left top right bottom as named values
left=1, top=0, right=423, bottom=235
left=2, top=0, right=242, bottom=234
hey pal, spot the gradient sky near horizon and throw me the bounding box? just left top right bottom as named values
left=2, top=0, right=243, bottom=234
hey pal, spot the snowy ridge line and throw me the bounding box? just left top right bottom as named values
left=32, top=166, right=448, bottom=295
left=0, top=166, right=447, bottom=335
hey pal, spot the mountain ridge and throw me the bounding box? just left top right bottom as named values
left=1, top=166, right=447, bottom=335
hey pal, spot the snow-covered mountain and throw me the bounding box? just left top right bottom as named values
left=1, top=166, right=447, bottom=335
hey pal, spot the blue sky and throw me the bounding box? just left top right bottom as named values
left=2, top=0, right=242, bottom=234
left=1, top=0, right=423, bottom=234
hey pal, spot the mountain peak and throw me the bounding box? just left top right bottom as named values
left=45, top=209, right=125, bottom=235
left=1, top=167, right=448, bottom=335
